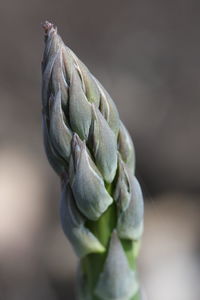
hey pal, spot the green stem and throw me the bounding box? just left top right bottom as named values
left=81, top=184, right=140, bottom=300
left=82, top=202, right=117, bottom=299
left=131, top=292, right=141, bottom=300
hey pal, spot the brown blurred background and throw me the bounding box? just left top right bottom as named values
left=0, top=1, right=200, bottom=299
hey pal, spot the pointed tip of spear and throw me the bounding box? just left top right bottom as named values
left=42, top=20, right=56, bottom=35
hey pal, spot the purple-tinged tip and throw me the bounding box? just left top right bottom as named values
left=42, top=21, right=55, bottom=34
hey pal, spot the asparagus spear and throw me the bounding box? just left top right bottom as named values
left=41, top=21, right=144, bottom=300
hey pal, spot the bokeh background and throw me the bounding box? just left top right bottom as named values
left=1, top=1, right=200, bottom=299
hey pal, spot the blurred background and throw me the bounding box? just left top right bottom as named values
left=0, top=0, right=200, bottom=299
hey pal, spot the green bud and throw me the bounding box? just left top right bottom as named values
left=60, top=183, right=105, bottom=257
left=118, top=121, right=135, bottom=173
left=95, top=231, right=138, bottom=300
left=89, top=105, right=118, bottom=183
left=49, top=88, right=72, bottom=163
left=42, top=23, right=64, bottom=109
left=42, top=52, right=58, bottom=109
left=68, top=52, right=100, bottom=106
left=113, top=154, right=131, bottom=211
left=42, top=23, right=62, bottom=72
left=117, top=177, right=144, bottom=240
left=95, top=78, right=120, bottom=136
left=42, top=116, right=66, bottom=176
left=62, top=46, right=77, bottom=86
left=51, top=50, right=69, bottom=108
left=70, top=134, right=113, bottom=220
left=69, top=70, right=92, bottom=140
